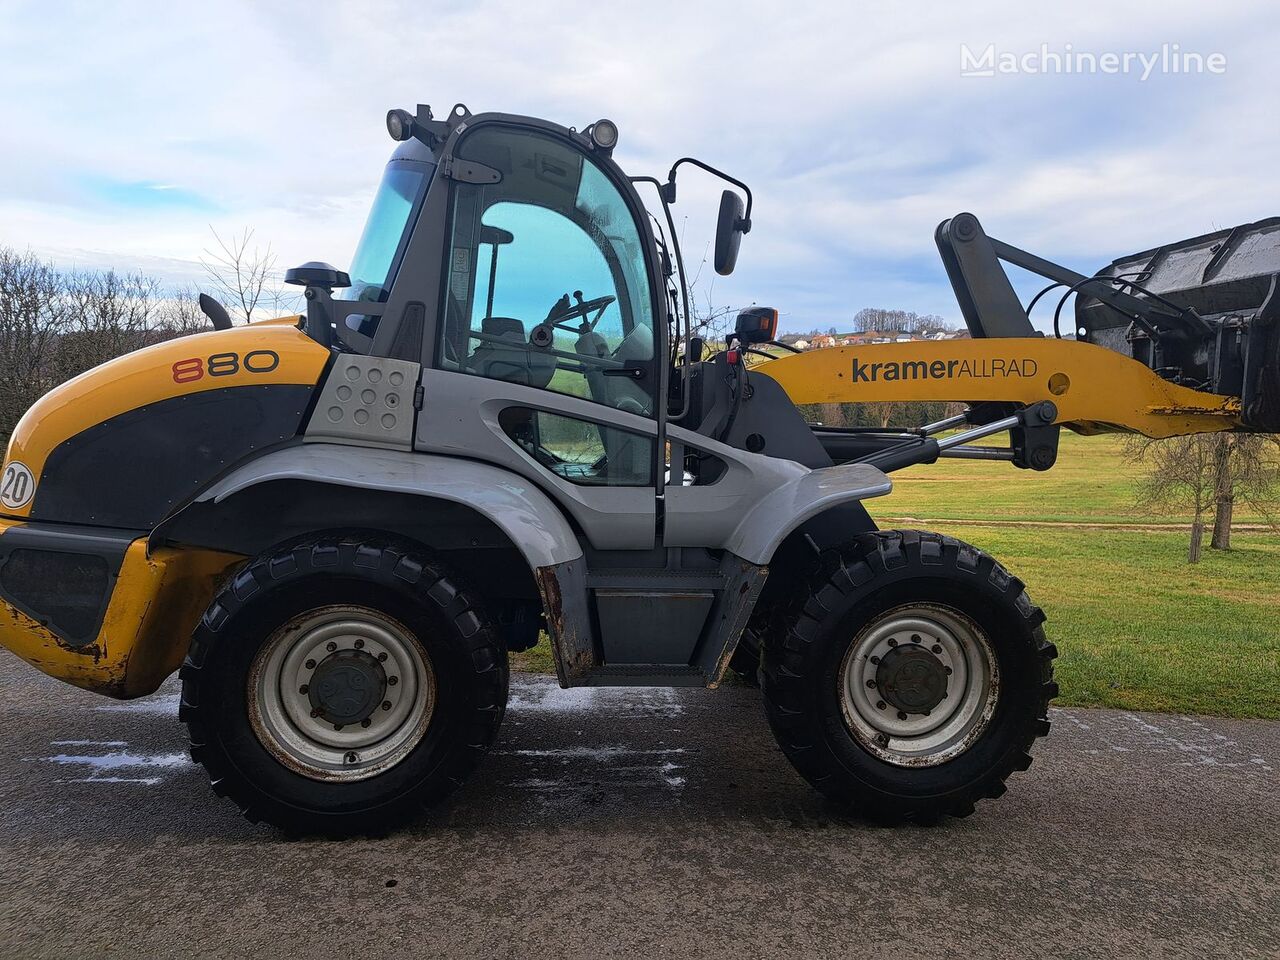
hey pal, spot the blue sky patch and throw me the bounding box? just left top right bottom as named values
left=79, top=176, right=219, bottom=213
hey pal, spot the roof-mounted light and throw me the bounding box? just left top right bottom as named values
left=589, top=118, right=619, bottom=153
left=386, top=108, right=415, bottom=142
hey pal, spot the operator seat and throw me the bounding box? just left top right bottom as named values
left=576, top=318, right=654, bottom=483
left=470, top=316, right=555, bottom=388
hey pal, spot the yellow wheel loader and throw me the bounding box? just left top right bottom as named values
left=0, top=103, right=1274, bottom=834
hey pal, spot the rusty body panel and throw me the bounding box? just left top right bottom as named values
left=704, top=559, right=769, bottom=688
left=0, top=520, right=244, bottom=698
left=535, top=560, right=597, bottom=686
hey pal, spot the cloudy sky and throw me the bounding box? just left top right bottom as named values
left=1, top=0, right=1275, bottom=333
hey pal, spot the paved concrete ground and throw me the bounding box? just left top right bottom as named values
left=0, top=648, right=1276, bottom=960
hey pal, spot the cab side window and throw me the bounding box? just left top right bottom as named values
left=439, top=126, right=657, bottom=416
left=499, top=408, right=654, bottom=487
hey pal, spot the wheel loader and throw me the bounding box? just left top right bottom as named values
left=0, top=103, right=1275, bottom=834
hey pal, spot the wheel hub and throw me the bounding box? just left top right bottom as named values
left=876, top=645, right=948, bottom=715
left=838, top=604, right=1000, bottom=768
left=308, top=649, right=387, bottom=725
left=248, top=605, right=436, bottom=782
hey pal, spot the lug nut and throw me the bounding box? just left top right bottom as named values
left=388, top=676, right=398, bottom=686
left=361, top=718, right=372, bottom=728
left=866, top=679, right=877, bottom=688
left=869, top=655, right=880, bottom=665
left=326, top=641, right=337, bottom=652
left=299, top=684, right=309, bottom=694
left=911, top=634, right=921, bottom=644
left=345, top=751, right=358, bottom=763
left=305, top=659, right=316, bottom=670
left=887, top=638, right=898, bottom=647
left=382, top=700, right=392, bottom=711
left=944, top=666, right=953, bottom=675
left=875, top=700, right=886, bottom=710
left=354, top=638, right=365, bottom=649
left=310, top=708, right=321, bottom=718
left=897, top=710, right=909, bottom=721
left=932, top=644, right=942, bottom=654
left=377, top=652, right=388, bottom=662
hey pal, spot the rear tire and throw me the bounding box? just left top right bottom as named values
left=181, top=536, right=507, bottom=835
left=761, top=530, right=1056, bottom=823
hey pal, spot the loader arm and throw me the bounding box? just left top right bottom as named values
left=760, top=210, right=1280, bottom=445
left=759, top=336, right=1243, bottom=439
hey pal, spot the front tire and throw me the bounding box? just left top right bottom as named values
left=180, top=536, right=507, bottom=835
left=761, top=530, right=1057, bottom=823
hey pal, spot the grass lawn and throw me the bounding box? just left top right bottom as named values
left=515, top=433, right=1278, bottom=719
left=925, top=523, right=1280, bottom=718
left=881, top=430, right=1274, bottom=525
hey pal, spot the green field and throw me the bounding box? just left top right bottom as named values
left=883, top=431, right=1274, bottom=525
left=515, top=433, right=1279, bottom=719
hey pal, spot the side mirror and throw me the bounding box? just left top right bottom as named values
left=734, top=307, right=778, bottom=346
left=714, top=190, right=748, bottom=276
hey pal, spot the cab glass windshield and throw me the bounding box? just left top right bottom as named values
left=340, top=162, right=432, bottom=304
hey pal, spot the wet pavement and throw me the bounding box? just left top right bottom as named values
left=0, top=648, right=1276, bottom=959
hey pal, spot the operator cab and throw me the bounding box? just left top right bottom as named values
left=288, top=104, right=762, bottom=488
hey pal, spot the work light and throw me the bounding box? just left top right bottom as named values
left=386, top=109, right=414, bottom=142
left=590, top=119, right=619, bottom=151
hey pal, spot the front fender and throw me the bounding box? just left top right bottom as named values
left=161, top=443, right=595, bottom=685
left=726, top=462, right=891, bottom=564
left=188, top=443, right=583, bottom=568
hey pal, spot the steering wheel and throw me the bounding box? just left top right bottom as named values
left=545, top=290, right=616, bottom=334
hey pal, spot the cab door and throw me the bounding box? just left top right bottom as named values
left=415, top=122, right=665, bottom=551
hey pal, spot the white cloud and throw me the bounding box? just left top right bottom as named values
left=0, top=0, right=1276, bottom=332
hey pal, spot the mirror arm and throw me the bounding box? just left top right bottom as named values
left=662, top=157, right=753, bottom=226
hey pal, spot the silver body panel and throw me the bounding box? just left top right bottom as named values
left=304, top=355, right=421, bottom=451
left=413, top=368, right=892, bottom=561
left=414, top=369, right=657, bottom=550
left=197, top=442, right=583, bottom=569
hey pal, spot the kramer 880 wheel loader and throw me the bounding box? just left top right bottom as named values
left=0, top=104, right=1274, bottom=834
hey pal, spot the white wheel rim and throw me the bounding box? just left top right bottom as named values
left=248, top=605, right=435, bottom=782
left=838, top=602, right=999, bottom=767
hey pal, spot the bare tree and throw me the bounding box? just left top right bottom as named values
left=0, top=248, right=211, bottom=442
left=1207, top=433, right=1280, bottom=549
left=1125, top=433, right=1279, bottom=562
left=201, top=227, right=278, bottom=324
left=58, top=269, right=159, bottom=375
left=0, top=248, right=69, bottom=440
left=683, top=240, right=738, bottom=350
left=851, top=307, right=954, bottom=336
left=155, top=284, right=215, bottom=339
left=864, top=400, right=904, bottom=429
left=1125, top=435, right=1216, bottom=562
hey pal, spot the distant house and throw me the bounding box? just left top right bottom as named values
left=809, top=334, right=835, bottom=349
left=791, top=338, right=809, bottom=350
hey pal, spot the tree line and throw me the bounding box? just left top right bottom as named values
left=0, top=247, right=211, bottom=441
left=0, top=231, right=286, bottom=443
